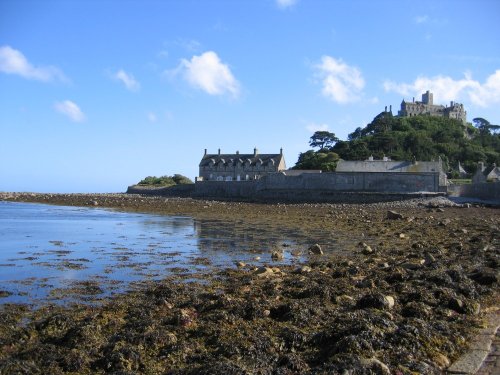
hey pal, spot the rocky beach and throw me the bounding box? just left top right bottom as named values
left=0, top=192, right=498, bottom=374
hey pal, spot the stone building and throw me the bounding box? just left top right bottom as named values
left=472, top=162, right=500, bottom=183
left=398, top=90, right=467, bottom=123
left=336, top=156, right=447, bottom=186
left=198, top=148, right=286, bottom=181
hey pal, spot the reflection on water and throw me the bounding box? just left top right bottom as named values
left=0, top=201, right=342, bottom=305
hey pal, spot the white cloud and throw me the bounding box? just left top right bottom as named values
left=277, top=0, right=298, bottom=9
left=147, top=112, right=157, bottom=123
left=0, top=45, right=67, bottom=82
left=113, top=69, right=140, bottom=91
left=306, top=122, right=329, bottom=133
left=54, top=100, right=85, bottom=122
left=383, top=70, right=500, bottom=107
left=414, top=15, right=429, bottom=24
left=173, top=51, right=240, bottom=98
left=314, top=56, right=365, bottom=104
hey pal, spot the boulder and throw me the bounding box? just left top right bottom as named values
left=254, top=267, right=274, bottom=277
left=386, top=210, right=404, bottom=220
left=356, top=293, right=394, bottom=310
left=271, top=250, right=284, bottom=261
left=308, top=244, right=323, bottom=255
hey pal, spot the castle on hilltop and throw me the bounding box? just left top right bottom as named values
left=397, top=90, right=467, bottom=123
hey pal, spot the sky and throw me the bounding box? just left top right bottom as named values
left=1, top=0, right=500, bottom=193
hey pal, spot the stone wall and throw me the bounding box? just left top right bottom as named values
left=126, top=184, right=195, bottom=197
left=447, top=182, right=500, bottom=203
left=192, top=172, right=443, bottom=202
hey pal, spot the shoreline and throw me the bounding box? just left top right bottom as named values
left=0, top=192, right=498, bottom=373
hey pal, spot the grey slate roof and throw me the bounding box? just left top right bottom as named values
left=199, top=153, right=283, bottom=168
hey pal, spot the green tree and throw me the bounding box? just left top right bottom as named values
left=309, top=131, right=339, bottom=150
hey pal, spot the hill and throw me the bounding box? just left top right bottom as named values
left=294, top=114, right=500, bottom=176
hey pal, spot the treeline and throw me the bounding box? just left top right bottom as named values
left=294, top=114, right=500, bottom=176
left=137, top=174, right=193, bottom=187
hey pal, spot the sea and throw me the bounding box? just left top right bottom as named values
left=0, top=201, right=330, bottom=305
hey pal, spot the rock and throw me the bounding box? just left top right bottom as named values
left=271, top=250, right=284, bottom=261
left=402, top=301, right=432, bottom=318
left=359, top=242, right=374, bottom=254
left=254, top=267, right=274, bottom=277
left=254, top=256, right=261, bottom=261
left=384, top=295, right=395, bottom=309
left=308, top=244, right=323, bottom=255
left=401, top=260, right=425, bottom=270
left=436, top=208, right=445, bottom=213
left=439, top=218, right=451, bottom=227
left=335, top=295, right=354, bottom=304
left=356, top=293, right=393, bottom=310
left=297, top=265, right=312, bottom=273
left=424, top=252, right=436, bottom=265
left=448, top=297, right=465, bottom=313
left=398, top=233, right=406, bottom=239
left=432, top=353, right=450, bottom=369
left=469, top=268, right=498, bottom=285
left=386, top=210, right=404, bottom=220
left=236, top=261, right=246, bottom=268
left=359, top=358, right=391, bottom=375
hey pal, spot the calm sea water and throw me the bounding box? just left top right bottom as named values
left=0, top=201, right=323, bottom=305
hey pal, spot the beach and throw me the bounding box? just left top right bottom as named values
left=0, top=193, right=498, bottom=374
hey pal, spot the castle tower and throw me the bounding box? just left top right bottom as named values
left=422, top=90, right=433, bottom=105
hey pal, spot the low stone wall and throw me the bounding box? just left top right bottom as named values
left=126, top=184, right=195, bottom=197
left=192, top=172, right=444, bottom=202
left=260, top=172, right=440, bottom=193
left=448, top=182, right=500, bottom=203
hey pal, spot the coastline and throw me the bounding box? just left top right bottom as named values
left=0, top=192, right=498, bottom=373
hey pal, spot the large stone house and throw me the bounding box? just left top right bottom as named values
left=398, top=90, right=467, bottom=124
left=198, top=148, right=286, bottom=181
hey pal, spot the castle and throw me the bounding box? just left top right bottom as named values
left=397, top=90, right=467, bottom=123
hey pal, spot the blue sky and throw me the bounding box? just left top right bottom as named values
left=1, top=0, right=499, bottom=193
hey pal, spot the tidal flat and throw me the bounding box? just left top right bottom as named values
left=0, top=193, right=498, bottom=374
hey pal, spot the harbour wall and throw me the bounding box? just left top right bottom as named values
left=447, top=182, right=500, bottom=204
left=192, top=172, right=443, bottom=202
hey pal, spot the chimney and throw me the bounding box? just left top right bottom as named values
left=413, top=97, right=415, bottom=103
left=385, top=106, right=387, bottom=112
left=218, top=148, right=221, bottom=155
left=280, top=147, right=283, bottom=155
left=204, top=148, right=207, bottom=156
left=236, top=150, right=239, bottom=155
left=254, top=147, right=258, bottom=156
left=389, top=105, right=392, bottom=113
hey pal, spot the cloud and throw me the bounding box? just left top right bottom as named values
left=314, top=56, right=365, bottom=104
left=383, top=70, right=500, bottom=107
left=414, top=15, right=429, bottom=24
left=147, top=112, right=157, bottom=123
left=172, top=51, right=240, bottom=98
left=306, top=122, right=330, bottom=133
left=0, top=45, right=67, bottom=82
left=113, top=69, right=140, bottom=91
left=276, top=0, right=298, bottom=9
left=54, top=100, right=85, bottom=122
